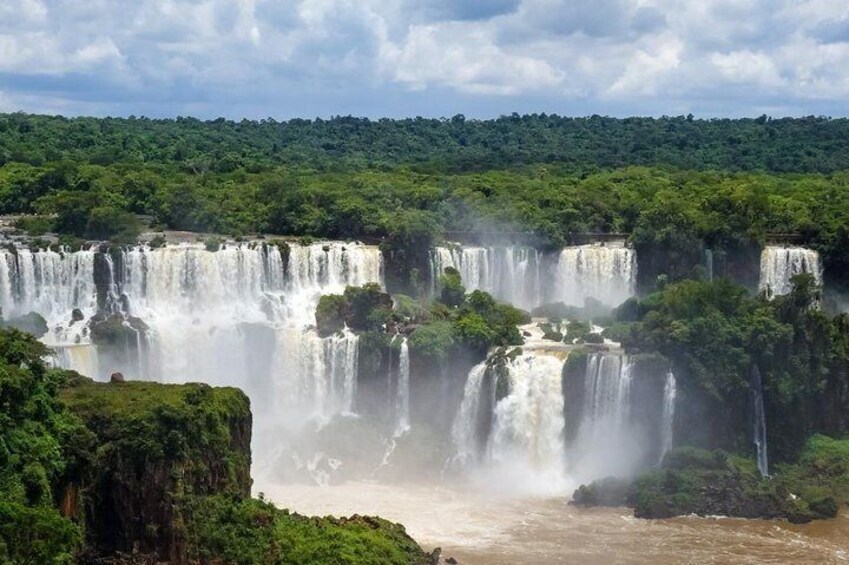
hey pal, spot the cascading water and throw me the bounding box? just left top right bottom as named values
left=0, top=241, right=384, bottom=481
left=554, top=243, right=636, bottom=307
left=395, top=338, right=410, bottom=434
left=659, top=371, right=677, bottom=463
left=430, top=246, right=542, bottom=311
left=451, top=351, right=569, bottom=494
left=0, top=247, right=97, bottom=343
left=451, top=362, right=488, bottom=469
left=569, top=352, right=639, bottom=482
left=759, top=245, right=822, bottom=297
left=751, top=364, right=769, bottom=477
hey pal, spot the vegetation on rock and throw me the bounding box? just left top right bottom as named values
left=0, top=327, right=433, bottom=564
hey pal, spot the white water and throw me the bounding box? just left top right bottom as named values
left=488, top=353, right=569, bottom=494
left=0, top=241, right=383, bottom=477
left=451, top=362, right=489, bottom=469
left=452, top=351, right=570, bottom=495
left=569, top=353, right=639, bottom=482
left=431, top=243, right=637, bottom=310
left=0, top=247, right=97, bottom=348
left=759, top=245, right=822, bottom=296
left=395, top=338, right=410, bottom=434
left=554, top=243, right=637, bottom=307
left=430, top=246, right=542, bottom=311
left=659, top=371, right=677, bottom=463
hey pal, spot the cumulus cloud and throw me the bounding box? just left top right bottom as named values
left=0, top=0, right=845, bottom=117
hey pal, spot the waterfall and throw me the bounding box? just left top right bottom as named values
left=759, top=245, right=822, bottom=296
left=581, top=354, right=633, bottom=437
left=659, top=371, right=677, bottom=463
left=554, top=243, right=636, bottom=307
left=430, top=246, right=542, bottom=310
left=451, top=352, right=568, bottom=494
left=0, top=242, right=382, bottom=438
left=0, top=247, right=97, bottom=346
left=395, top=338, right=410, bottom=434
left=704, top=249, right=714, bottom=281
left=569, top=353, right=637, bottom=481
left=751, top=365, right=769, bottom=477
left=488, top=354, right=567, bottom=487
left=451, top=362, right=488, bottom=468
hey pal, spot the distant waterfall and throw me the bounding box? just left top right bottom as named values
left=395, top=338, right=410, bottom=434
left=751, top=365, right=769, bottom=477
left=430, top=246, right=542, bottom=310
left=430, top=243, right=636, bottom=310
left=659, top=371, right=677, bottom=463
left=704, top=249, right=714, bottom=281
left=759, top=246, right=822, bottom=296
left=553, top=243, right=636, bottom=307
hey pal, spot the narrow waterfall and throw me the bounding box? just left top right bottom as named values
left=430, top=246, right=542, bottom=311
left=554, top=243, right=636, bottom=307
left=395, top=338, right=410, bottom=434
left=569, top=353, right=637, bottom=481
left=451, top=362, right=489, bottom=468
left=759, top=245, right=822, bottom=296
left=659, top=371, right=677, bottom=463
left=704, top=249, right=714, bottom=281
left=751, top=365, right=769, bottom=477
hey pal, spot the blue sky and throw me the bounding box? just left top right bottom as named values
left=1, top=0, right=847, bottom=119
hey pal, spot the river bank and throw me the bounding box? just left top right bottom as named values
left=262, top=479, right=849, bottom=564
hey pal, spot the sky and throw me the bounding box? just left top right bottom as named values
left=0, top=0, right=848, bottom=119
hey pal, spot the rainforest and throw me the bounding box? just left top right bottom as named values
left=1, top=113, right=849, bottom=563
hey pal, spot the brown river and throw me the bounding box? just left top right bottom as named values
left=260, top=480, right=849, bottom=564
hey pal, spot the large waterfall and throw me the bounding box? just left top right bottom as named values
left=759, top=245, right=822, bottom=296
left=430, top=246, right=542, bottom=311
left=451, top=362, right=489, bottom=469
left=0, top=242, right=383, bottom=470
left=451, top=352, right=569, bottom=494
left=565, top=352, right=647, bottom=482
left=553, top=243, right=636, bottom=307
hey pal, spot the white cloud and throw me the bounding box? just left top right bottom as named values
left=0, top=0, right=846, bottom=117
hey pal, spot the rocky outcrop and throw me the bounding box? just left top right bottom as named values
left=572, top=441, right=848, bottom=524
left=58, top=378, right=252, bottom=563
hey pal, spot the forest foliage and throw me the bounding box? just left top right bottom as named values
left=2, top=113, right=849, bottom=284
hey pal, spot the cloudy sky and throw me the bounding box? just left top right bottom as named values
left=1, top=0, right=847, bottom=119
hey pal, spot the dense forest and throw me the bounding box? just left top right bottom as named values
left=3, top=113, right=849, bottom=173
left=3, top=112, right=849, bottom=293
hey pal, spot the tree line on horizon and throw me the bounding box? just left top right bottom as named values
left=1, top=111, right=849, bottom=292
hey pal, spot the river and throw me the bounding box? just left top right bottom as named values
left=261, top=480, right=849, bottom=564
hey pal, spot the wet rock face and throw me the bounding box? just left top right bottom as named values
left=88, top=313, right=148, bottom=346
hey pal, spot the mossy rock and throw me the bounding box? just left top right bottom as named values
left=0, top=311, right=48, bottom=338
